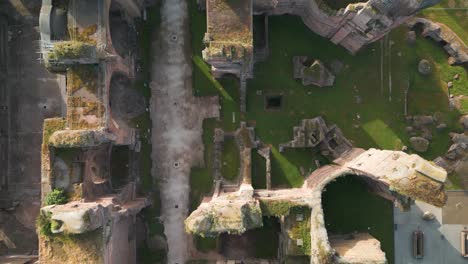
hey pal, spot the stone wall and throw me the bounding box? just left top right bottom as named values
left=38, top=1, right=147, bottom=263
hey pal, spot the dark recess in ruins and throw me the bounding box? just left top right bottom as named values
left=265, top=95, right=283, bottom=110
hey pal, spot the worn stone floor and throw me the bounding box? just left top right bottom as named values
left=149, top=0, right=219, bottom=262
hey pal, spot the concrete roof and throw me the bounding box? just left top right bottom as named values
left=443, top=191, right=468, bottom=225
left=394, top=199, right=468, bottom=264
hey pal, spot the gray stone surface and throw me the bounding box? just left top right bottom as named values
left=418, top=59, right=432, bottom=75
left=394, top=199, right=468, bottom=264
left=407, top=18, right=468, bottom=65
left=293, top=57, right=335, bottom=87
left=410, top=136, right=430, bottom=152
left=0, top=1, right=64, bottom=255
left=407, top=30, right=416, bottom=45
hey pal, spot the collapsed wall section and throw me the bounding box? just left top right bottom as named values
left=38, top=1, right=146, bottom=263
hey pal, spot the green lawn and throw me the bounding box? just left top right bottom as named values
left=189, top=0, right=466, bottom=194
left=421, top=0, right=468, bottom=45
left=246, top=15, right=464, bottom=161
left=322, top=176, right=394, bottom=264
left=271, top=148, right=330, bottom=188
left=189, top=1, right=467, bottom=260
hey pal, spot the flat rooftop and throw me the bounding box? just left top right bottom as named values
left=443, top=191, right=468, bottom=225
left=206, top=0, right=253, bottom=46
left=394, top=193, right=468, bottom=264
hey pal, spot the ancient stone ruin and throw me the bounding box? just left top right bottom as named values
left=293, top=57, right=335, bottom=87
left=200, top=0, right=441, bottom=113
left=279, top=117, right=352, bottom=159
left=201, top=0, right=441, bottom=80
left=407, top=18, right=468, bottom=66
left=186, top=117, right=447, bottom=263
left=38, top=0, right=148, bottom=263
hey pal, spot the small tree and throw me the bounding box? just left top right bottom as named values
left=45, top=189, right=68, bottom=206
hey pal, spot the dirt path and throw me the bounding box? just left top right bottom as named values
left=150, top=0, right=219, bottom=262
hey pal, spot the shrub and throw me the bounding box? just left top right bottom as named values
left=259, top=200, right=294, bottom=216
left=48, top=41, right=94, bottom=60
left=45, top=189, right=68, bottom=205
left=36, top=212, right=52, bottom=237
left=50, top=219, right=63, bottom=231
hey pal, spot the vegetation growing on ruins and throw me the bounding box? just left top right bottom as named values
left=190, top=0, right=467, bottom=259
left=50, top=219, right=63, bottom=232
left=67, top=65, right=99, bottom=95
left=259, top=200, right=297, bottom=216
left=47, top=41, right=94, bottom=61
left=37, top=211, right=53, bottom=237
left=45, top=189, right=68, bottom=205
left=287, top=207, right=312, bottom=255
left=39, top=229, right=104, bottom=263
left=421, top=0, right=468, bottom=45
left=390, top=172, right=447, bottom=207
left=42, top=118, right=66, bottom=147
left=68, top=24, right=98, bottom=45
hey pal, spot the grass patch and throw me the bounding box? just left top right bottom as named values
left=252, top=150, right=267, bottom=189
left=44, top=189, right=68, bottom=206
left=260, top=199, right=297, bottom=216
left=460, top=97, right=468, bottom=114
left=322, top=176, right=394, bottom=264
left=43, top=118, right=66, bottom=146
left=362, top=119, right=403, bottom=150
left=287, top=207, right=311, bottom=255
left=421, top=0, right=468, bottom=45
left=447, top=172, right=464, bottom=190
left=39, top=229, right=104, bottom=263
left=244, top=16, right=462, bottom=160
left=221, top=138, right=240, bottom=181
left=270, top=147, right=305, bottom=188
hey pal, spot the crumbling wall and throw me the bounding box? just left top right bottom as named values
left=406, top=17, right=468, bottom=65
left=38, top=1, right=148, bottom=263
left=186, top=145, right=447, bottom=263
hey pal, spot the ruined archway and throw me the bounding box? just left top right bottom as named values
left=321, top=175, right=393, bottom=263
left=109, top=72, right=145, bottom=121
